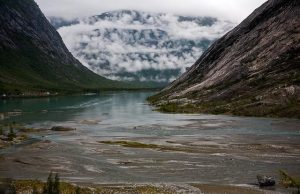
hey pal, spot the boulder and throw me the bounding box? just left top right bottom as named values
left=257, top=175, right=275, bottom=187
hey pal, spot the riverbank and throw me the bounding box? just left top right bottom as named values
left=0, top=88, right=162, bottom=99
left=147, top=96, right=300, bottom=119
left=1, top=178, right=288, bottom=194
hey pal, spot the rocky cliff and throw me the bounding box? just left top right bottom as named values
left=149, top=0, right=300, bottom=118
left=0, top=0, right=123, bottom=94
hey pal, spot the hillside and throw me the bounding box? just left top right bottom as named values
left=149, top=0, right=300, bottom=118
left=0, top=0, right=129, bottom=95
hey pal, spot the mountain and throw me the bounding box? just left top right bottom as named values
left=0, top=0, right=131, bottom=95
left=48, top=17, right=80, bottom=29
left=149, top=0, right=300, bottom=118
left=53, top=10, right=234, bottom=83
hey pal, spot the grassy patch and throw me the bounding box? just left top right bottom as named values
left=149, top=96, right=300, bottom=119
left=98, top=140, right=219, bottom=153
left=19, top=128, right=44, bottom=133
left=279, top=170, right=300, bottom=193
left=190, top=184, right=264, bottom=194
left=158, top=102, right=200, bottom=113
left=98, top=140, right=160, bottom=149
left=11, top=180, right=175, bottom=194
left=12, top=180, right=92, bottom=194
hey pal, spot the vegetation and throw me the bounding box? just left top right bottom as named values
left=7, top=127, right=17, bottom=141
left=0, top=122, right=28, bottom=149
left=98, top=140, right=214, bottom=153
left=9, top=178, right=269, bottom=194
left=0, top=0, right=164, bottom=95
left=11, top=179, right=176, bottom=194
left=148, top=94, right=300, bottom=119
left=279, top=170, right=300, bottom=193
left=99, top=140, right=160, bottom=149
left=4, top=170, right=298, bottom=194
left=43, top=172, right=60, bottom=194
left=191, top=183, right=264, bottom=194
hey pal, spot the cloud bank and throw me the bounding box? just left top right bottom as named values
left=36, top=0, right=267, bottom=22
left=56, top=10, right=234, bottom=82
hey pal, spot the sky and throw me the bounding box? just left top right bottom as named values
left=35, top=0, right=267, bottom=22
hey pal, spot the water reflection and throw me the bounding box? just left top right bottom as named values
left=0, top=92, right=154, bottom=124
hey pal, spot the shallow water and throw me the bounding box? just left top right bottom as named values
left=0, top=91, right=299, bottom=187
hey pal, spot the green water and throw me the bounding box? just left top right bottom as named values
left=0, top=91, right=299, bottom=186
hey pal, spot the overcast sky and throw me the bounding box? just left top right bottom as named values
left=35, top=0, right=267, bottom=22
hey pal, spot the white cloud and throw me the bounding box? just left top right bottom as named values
left=35, top=0, right=267, bottom=22
left=56, top=11, right=234, bottom=82
left=34, top=0, right=268, bottom=82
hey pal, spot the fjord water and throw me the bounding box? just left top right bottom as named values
left=0, top=92, right=299, bottom=185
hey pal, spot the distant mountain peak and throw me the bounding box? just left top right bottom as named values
left=53, top=10, right=235, bottom=83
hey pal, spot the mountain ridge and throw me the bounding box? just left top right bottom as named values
left=149, top=0, right=300, bottom=118
left=0, top=0, right=138, bottom=95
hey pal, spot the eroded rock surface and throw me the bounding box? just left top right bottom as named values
left=150, top=0, right=300, bottom=118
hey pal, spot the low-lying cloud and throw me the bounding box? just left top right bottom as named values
left=56, top=10, right=235, bottom=82
left=36, top=0, right=267, bottom=23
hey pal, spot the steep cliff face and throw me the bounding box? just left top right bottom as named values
left=0, top=0, right=121, bottom=94
left=149, top=0, right=300, bottom=118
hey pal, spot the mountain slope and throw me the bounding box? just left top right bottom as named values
left=54, top=10, right=234, bottom=83
left=0, top=0, right=127, bottom=95
left=149, top=0, right=300, bottom=118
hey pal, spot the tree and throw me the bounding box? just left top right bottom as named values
left=44, top=172, right=53, bottom=194
left=0, top=126, right=3, bottom=135
left=43, top=172, right=60, bottom=194
left=7, top=126, right=16, bottom=141
left=53, top=173, right=60, bottom=194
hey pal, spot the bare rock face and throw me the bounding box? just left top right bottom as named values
left=150, top=0, right=300, bottom=118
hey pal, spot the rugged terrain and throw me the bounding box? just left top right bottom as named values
left=0, top=0, right=131, bottom=95
left=149, top=0, right=300, bottom=118
left=53, top=10, right=234, bottom=83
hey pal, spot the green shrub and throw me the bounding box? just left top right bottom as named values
left=7, top=127, right=17, bottom=141
left=279, top=170, right=300, bottom=193
left=43, top=172, right=60, bottom=194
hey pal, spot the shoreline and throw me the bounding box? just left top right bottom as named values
left=0, top=89, right=160, bottom=100
left=1, top=178, right=289, bottom=194
left=147, top=99, right=300, bottom=120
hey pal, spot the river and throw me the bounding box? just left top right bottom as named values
left=0, top=91, right=299, bottom=189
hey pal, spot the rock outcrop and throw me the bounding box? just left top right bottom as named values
left=149, top=0, right=300, bottom=118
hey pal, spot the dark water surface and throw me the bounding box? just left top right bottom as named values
left=0, top=92, right=299, bottom=187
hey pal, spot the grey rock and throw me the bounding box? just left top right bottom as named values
left=150, top=0, right=300, bottom=118
left=257, top=175, right=276, bottom=187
